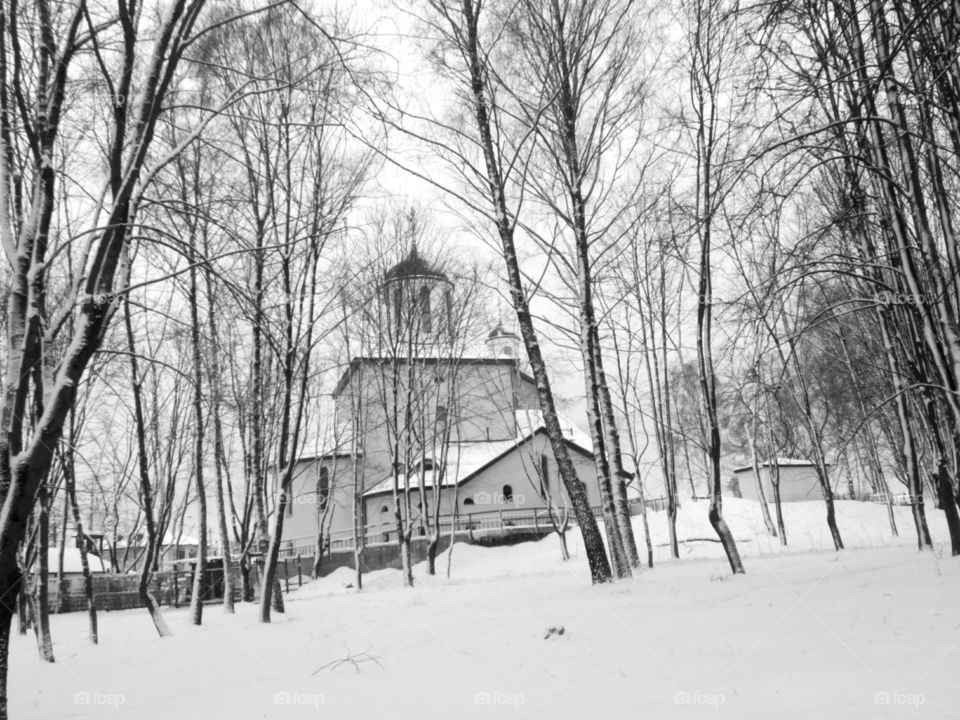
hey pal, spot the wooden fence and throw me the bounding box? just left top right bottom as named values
left=47, top=496, right=669, bottom=613
left=46, top=554, right=313, bottom=614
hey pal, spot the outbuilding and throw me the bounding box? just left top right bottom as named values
left=732, top=458, right=826, bottom=502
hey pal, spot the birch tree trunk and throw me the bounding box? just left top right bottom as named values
left=424, top=0, right=613, bottom=584
left=188, top=230, right=208, bottom=627
left=63, top=445, right=97, bottom=644
left=748, top=392, right=777, bottom=537
left=203, top=265, right=234, bottom=613
left=124, top=295, right=172, bottom=638
left=32, top=482, right=53, bottom=662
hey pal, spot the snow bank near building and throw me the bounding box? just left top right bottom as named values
left=10, top=498, right=956, bottom=720
left=306, top=498, right=945, bottom=593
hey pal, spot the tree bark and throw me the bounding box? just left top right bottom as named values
left=124, top=296, right=171, bottom=638
left=937, top=472, right=960, bottom=556
left=32, top=481, right=54, bottom=662
left=592, top=331, right=640, bottom=568
left=0, top=610, right=11, bottom=720
left=203, top=265, right=235, bottom=613
left=748, top=403, right=777, bottom=537
left=188, top=230, right=208, bottom=627
left=63, top=440, right=97, bottom=644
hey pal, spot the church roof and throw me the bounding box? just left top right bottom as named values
left=48, top=547, right=113, bottom=574
left=362, top=413, right=596, bottom=498
left=487, top=322, right=519, bottom=340
left=731, top=457, right=828, bottom=474
left=383, top=244, right=447, bottom=283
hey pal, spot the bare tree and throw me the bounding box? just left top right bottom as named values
left=0, top=3, right=228, bottom=714
left=415, top=0, right=613, bottom=583
left=680, top=0, right=745, bottom=572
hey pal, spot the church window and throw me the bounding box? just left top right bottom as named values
left=420, top=286, right=432, bottom=332
left=502, top=484, right=513, bottom=502
left=317, top=467, right=330, bottom=510
left=540, top=454, right=550, bottom=499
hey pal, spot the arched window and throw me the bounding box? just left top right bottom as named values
left=380, top=505, right=390, bottom=514
left=539, top=454, right=550, bottom=499
left=436, top=404, right=447, bottom=428
left=420, top=286, right=432, bottom=332
left=502, top=484, right=513, bottom=502
left=317, top=466, right=330, bottom=510
left=444, top=290, right=452, bottom=332
left=463, top=498, right=475, bottom=506
left=393, top=287, right=403, bottom=327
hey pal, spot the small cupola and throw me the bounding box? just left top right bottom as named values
left=383, top=243, right=448, bottom=284
left=380, top=243, right=453, bottom=341
left=486, top=322, right=521, bottom=358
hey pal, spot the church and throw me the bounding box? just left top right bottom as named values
left=280, top=247, right=607, bottom=556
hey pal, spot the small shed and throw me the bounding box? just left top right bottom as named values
left=732, top=458, right=826, bottom=502
left=48, top=547, right=113, bottom=574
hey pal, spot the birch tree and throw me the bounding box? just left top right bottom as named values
left=0, top=2, right=235, bottom=715
left=417, top=0, right=613, bottom=584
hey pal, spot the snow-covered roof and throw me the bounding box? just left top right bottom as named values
left=363, top=412, right=592, bottom=497
left=515, top=411, right=593, bottom=451
left=48, top=547, right=112, bottom=574
left=115, top=532, right=198, bottom=550
left=732, top=458, right=828, bottom=474
left=363, top=440, right=517, bottom=496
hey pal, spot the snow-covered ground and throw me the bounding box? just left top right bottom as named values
left=10, top=499, right=959, bottom=719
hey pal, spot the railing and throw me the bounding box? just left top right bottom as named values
left=633, top=497, right=669, bottom=513
left=300, top=497, right=669, bottom=553
left=278, top=535, right=318, bottom=559
left=866, top=492, right=916, bottom=506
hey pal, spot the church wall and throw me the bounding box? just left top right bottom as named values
left=333, top=359, right=524, bottom=474
left=362, top=434, right=604, bottom=527
left=286, top=357, right=601, bottom=547
left=453, top=433, right=603, bottom=513
left=286, top=456, right=359, bottom=544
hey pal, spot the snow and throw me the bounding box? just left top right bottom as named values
left=11, top=499, right=959, bottom=719
left=47, top=548, right=112, bottom=574
left=514, top=411, right=594, bottom=451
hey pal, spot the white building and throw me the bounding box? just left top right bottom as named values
left=732, top=458, right=827, bottom=503
left=282, top=247, right=611, bottom=554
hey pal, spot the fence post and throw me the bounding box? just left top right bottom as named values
left=534, top=511, right=539, bottom=532
left=498, top=509, right=503, bottom=530
left=297, top=552, right=302, bottom=587
left=284, top=558, right=290, bottom=593
left=173, top=570, right=179, bottom=608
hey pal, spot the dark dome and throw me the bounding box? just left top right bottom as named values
left=487, top=322, right=519, bottom=340
left=383, top=244, right=447, bottom=283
